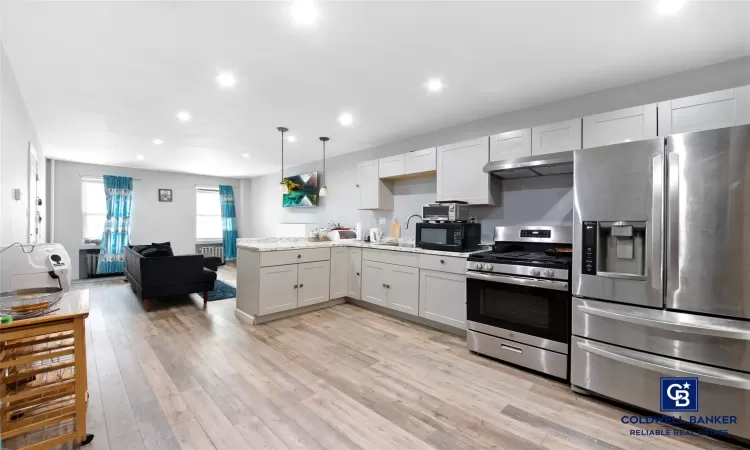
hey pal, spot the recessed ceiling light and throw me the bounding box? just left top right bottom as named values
left=176, top=111, right=191, bottom=122
left=655, top=0, right=685, bottom=15
left=136, top=154, right=145, bottom=160
left=426, top=78, right=443, bottom=93
left=242, top=153, right=250, bottom=158
left=288, top=136, right=297, bottom=143
left=338, top=112, right=354, bottom=127
left=290, top=0, right=319, bottom=26
left=153, top=139, right=163, bottom=145
left=216, top=72, right=237, bottom=89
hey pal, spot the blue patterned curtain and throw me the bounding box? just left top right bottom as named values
left=97, top=175, right=133, bottom=274
left=219, top=185, right=237, bottom=261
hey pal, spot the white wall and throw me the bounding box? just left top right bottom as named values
left=52, top=160, right=242, bottom=280
left=241, top=56, right=750, bottom=242
left=1, top=43, right=46, bottom=246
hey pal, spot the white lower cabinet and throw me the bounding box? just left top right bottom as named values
left=386, top=265, right=419, bottom=316
left=298, top=261, right=331, bottom=307
left=361, top=260, right=389, bottom=306
left=419, top=270, right=466, bottom=328
left=259, top=264, right=299, bottom=315
left=330, top=248, right=349, bottom=299
left=348, top=248, right=362, bottom=300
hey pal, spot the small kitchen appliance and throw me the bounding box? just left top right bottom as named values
left=415, top=222, right=481, bottom=252
left=465, top=226, right=572, bottom=380
left=329, top=229, right=357, bottom=241
left=422, top=201, right=471, bottom=222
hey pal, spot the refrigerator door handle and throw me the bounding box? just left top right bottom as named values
left=576, top=340, right=750, bottom=390
left=576, top=303, right=750, bottom=340
left=667, top=152, right=680, bottom=294
left=651, top=154, right=664, bottom=291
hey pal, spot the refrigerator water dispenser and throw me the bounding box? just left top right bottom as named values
left=581, top=220, right=646, bottom=279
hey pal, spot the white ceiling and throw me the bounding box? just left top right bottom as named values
left=2, top=1, right=749, bottom=177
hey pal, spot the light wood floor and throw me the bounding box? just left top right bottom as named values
left=5, top=266, right=742, bottom=450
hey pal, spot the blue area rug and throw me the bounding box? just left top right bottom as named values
left=207, top=280, right=236, bottom=301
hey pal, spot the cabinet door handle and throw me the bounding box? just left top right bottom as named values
left=293, top=284, right=298, bottom=289
left=440, top=259, right=445, bottom=264
left=297, top=254, right=302, bottom=259
left=382, top=283, right=386, bottom=287
left=299, top=283, right=304, bottom=288
left=356, top=184, right=360, bottom=188
left=356, top=272, right=360, bottom=276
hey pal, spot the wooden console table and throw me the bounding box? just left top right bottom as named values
left=0, top=290, right=94, bottom=449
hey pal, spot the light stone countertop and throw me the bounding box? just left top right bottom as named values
left=236, top=237, right=489, bottom=258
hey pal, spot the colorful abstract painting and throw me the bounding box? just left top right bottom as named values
left=282, top=172, right=319, bottom=207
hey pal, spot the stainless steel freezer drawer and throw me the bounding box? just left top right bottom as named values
left=571, top=337, right=750, bottom=440
left=572, top=297, right=750, bottom=372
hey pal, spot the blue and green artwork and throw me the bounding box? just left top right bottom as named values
left=282, top=172, right=318, bottom=207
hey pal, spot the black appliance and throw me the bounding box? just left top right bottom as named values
left=415, top=222, right=481, bottom=252
left=465, top=226, right=572, bottom=379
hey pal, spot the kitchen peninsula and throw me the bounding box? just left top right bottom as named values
left=235, top=237, right=485, bottom=331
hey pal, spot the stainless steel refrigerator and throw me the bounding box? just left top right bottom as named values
left=571, top=125, right=750, bottom=440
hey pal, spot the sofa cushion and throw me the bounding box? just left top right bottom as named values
left=151, top=242, right=174, bottom=256
left=140, top=247, right=172, bottom=258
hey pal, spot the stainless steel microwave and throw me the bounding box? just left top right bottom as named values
left=415, top=222, right=481, bottom=252
left=422, top=202, right=470, bottom=222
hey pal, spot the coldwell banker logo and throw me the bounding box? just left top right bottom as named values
left=660, top=377, right=699, bottom=412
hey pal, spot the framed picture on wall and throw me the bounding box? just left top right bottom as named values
left=158, top=189, right=172, bottom=202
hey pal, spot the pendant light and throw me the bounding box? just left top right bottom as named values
left=319, top=136, right=329, bottom=197
left=277, top=127, right=289, bottom=194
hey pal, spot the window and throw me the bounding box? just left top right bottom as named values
left=81, top=178, right=106, bottom=241
left=196, top=187, right=222, bottom=240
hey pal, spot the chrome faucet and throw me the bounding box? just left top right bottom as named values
left=405, top=214, right=422, bottom=229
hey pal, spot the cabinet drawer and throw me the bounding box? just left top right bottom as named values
left=418, top=254, right=467, bottom=275
left=362, top=249, right=418, bottom=267
left=571, top=337, right=750, bottom=440
left=405, top=148, right=436, bottom=174
left=260, top=248, right=330, bottom=267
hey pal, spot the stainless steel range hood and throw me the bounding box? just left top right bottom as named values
left=483, top=151, right=574, bottom=179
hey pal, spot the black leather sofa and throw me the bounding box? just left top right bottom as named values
left=124, top=245, right=217, bottom=311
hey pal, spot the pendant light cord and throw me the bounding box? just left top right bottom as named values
left=322, top=140, right=325, bottom=186
left=281, top=130, right=284, bottom=182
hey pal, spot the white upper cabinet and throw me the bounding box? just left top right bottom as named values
left=378, top=154, right=405, bottom=179
left=297, top=261, right=331, bottom=307
left=329, top=248, right=349, bottom=300
left=583, top=104, right=658, bottom=148
left=404, top=148, right=437, bottom=175
left=437, top=137, right=498, bottom=205
left=490, top=128, right=532, bottom=161
left=658, top=86, right=750, bottom=136
left=531, top=119, right=582, bottom=155
left=357, top=159, right=393, bottom=210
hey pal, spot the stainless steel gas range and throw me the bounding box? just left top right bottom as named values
left=465, top=226, right=572, bottom=380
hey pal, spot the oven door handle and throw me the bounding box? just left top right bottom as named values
left=466, top=272, right=569, bottom=291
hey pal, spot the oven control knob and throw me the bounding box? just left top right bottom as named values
left=474, top=263, right=484, bottom=270
left=485, top=264, right=493, bottom=271
left=530, top=268, right=541, bottom=276
left=544, top=269, right=554, bottom=277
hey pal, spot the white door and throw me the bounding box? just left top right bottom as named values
left=419, top=270, right=466, bottom=328
left=385, top=265, right=419, bottom=316
left=329, top=247, right=349, bottom=299
left=298, top=261, right=331, bottom=307
left=28, top=145, right=39, bottom=244
left=531, top=119, right=582, bottom=155
left=490, top=128, right=531, bottom=161
left=361, top=260, right=388, bottom=306
left=404, top=148, right=436, bottom=175
left=348, top=248, right=362, bottom=300
left=259, top=264, right=299, bottom=315
left=357, top=160, right=379, bottom=209
left=583, top=104, right=658, bottom=148
left=436, top=137, right=492, bottom=204
left=658, top=86, right=750, bottom=136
